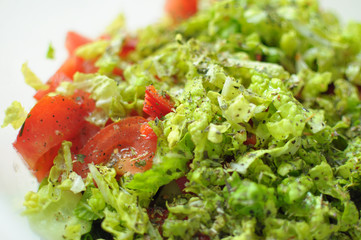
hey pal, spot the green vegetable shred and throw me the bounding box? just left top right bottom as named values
left=6, top=0, right=361, bottom=239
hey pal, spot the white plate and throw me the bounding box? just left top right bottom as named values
left=0, top=0, right=359, bottom=239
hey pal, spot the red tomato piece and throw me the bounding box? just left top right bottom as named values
left=165, top=0, right=198, bottom=21
left=112, top=67, right=125, bottom=79
left=147, top=207, right=169, bottom=236
left=33, top=145, right=60, bottom=181
left=69, top=121, right=100, bottom=153
left=140, top=122, right=157, bottom=140
left=243, top=132, right=257, bottom=146
left=119, top=37, right=137, bottom=58
left=65, top=31, right=92, bottom=55
left=63, top=32, right=97, bottom=77
left=99, top=34, right=136, bottom=59
left=59, top=55, right=98, bottom=79
left=175, top=176, right=189, bottom=193
left=73, top=116, right=157, bottom=178
left=196, top=233, right=211, bottom=240
left=143, top=85, right=174, bottom=118
left=34, top=56, right=98, bottom=100
left=71, top=89, right=96, bottom=113
left=13, top=95, right=89, bottom=181
left=34, top=72, right=72, bottom=100
left=78, top=58, right=98, bottom=74
left=34, top=32, right=99, bottom=101
left=69, top=90, right=100, bottom=152
left=30, top=122, right=100, bottom=182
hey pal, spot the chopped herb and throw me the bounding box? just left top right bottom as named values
left=46, top=42, right=55, bottom=59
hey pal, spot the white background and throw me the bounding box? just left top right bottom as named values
left=0, top=0, right=360, bottom=239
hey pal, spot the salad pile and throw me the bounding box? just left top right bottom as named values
left=3, top=0, right=361, bottom=239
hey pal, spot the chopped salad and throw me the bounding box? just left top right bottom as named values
left=3, top=0, right=361, bottom=239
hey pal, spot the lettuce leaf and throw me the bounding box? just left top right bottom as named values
left=17, top=0, right=361, bottom=239
left=24, top=189, right=90, bottom=240
left=23, top=142, right=91, bottom=240
left=75, top=40, right=109, bottom=60
left=2, top=100, right=27, bottom=129
left=21, top=62, right=48, bottom=90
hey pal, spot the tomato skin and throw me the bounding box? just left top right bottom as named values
left=165, top=0, right=198, bottom=21
left=73, top=116, right=157, bottom=178
left=71, top=89, right=96, bottom=113
left=59, top=55, right=98, bottom=79
left=140, top=122, right=157, bottom=140
left=244, top=132, right=257, bottom=146
left=34, top=31, right=98, bottom=101
left=33, top=56, right=98, bottom=100
left=13, top=95, right=89, bottom=180
left=34, top=72, right=72, bottom=100
left=175, top=176, right=189, bottom=193
left=65, top=31, right=92, bottom=55
left=119, top=37, right=137, bottom=58
left=112, top=67, right=125, bottom=79
left=30, top=121, right=100, bottom=181
left=33, top=145, right=59, bottom=181
left=99, top=34, right=137, bottom=59
left=70, top=121, right=100, bottom=154
left=147, top=207, right=169, bottom=236
left=196, top=233, right=211, bottom=240
left=143, top=85, right=174, bottom=118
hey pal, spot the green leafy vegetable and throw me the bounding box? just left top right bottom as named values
left=2, top=101, right=27, bottom=129
left=23, top=142, right=91, bottom=240
left=21, top=62, right=48, bottom=90
left=16, top=0, right=361, bottom=239
left=46, top=43, right=55, bottom=59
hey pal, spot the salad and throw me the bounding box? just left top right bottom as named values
left=2, top=0, right=361, bottom=239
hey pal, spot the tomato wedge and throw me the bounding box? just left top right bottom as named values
left=119, top=37, right=137, bottom=58
left=33, top=55, right=98, bottom=100
left=140, top=122, right=157, bottom=140
left=65, top=31, right=92, bottom=55
left=34, top=72, right=72, bottom=100
left=34, top=32, right=98, bottom=101
left=13, top=95, right=89, bottom=180
left=143, top=85, right=174, bottom=118
left=244, top=132, right=257, bottom=146
left=165, top=0, right=198, bottom=21
left=147, top=207, right=169, bottom=236
left=70, top=121, right=101, bottom=153
left=73, top=116, right=157, bottom=178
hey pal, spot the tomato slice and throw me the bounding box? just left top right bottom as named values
left=243, top=132, right=257, bottom=146
left=119, top=37, right=137, bottom=58
left=70, top=121, right=100, bottom=153
left=59, top=55, right=98, bottom=79
left=140, top=122, right=157, bottom=140
left=33, top=145, right=60, bottom=181
left=73, top=116, right=157, bottom=178
left=165, top=0, right=198, bottom=21
left=71, top=89, right=96, bottom=113
left=147, top=207, right=169, bottom=236
left=13, top=95, right=89, bottom=180
left=34, top=72, right=72, bottom=100
left=65, top=31, right=92, bottom=55
left=34, top=31, right=98, bottom=101
left=34, top=56, right=98, bottom=100
left=143, top=85, right=174, bottom=118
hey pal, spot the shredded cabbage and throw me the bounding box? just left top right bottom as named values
left=4, top=0, right=361, bottom=239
